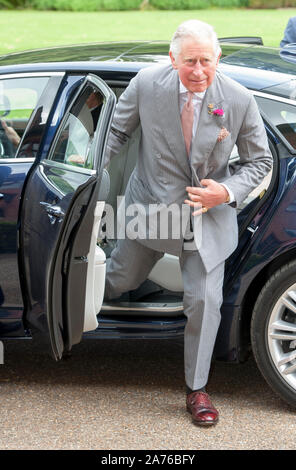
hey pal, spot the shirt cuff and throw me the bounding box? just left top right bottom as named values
left=221, top=183, right=235, bottom=204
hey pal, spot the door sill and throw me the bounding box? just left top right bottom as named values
left=100, top=300, right=184, bottom=317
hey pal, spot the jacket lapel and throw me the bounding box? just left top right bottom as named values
left=191, top=73, right=225, bottom=181
left=154, top=68, right=192, bottom=180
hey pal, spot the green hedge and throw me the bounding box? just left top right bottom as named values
left=0, top=0, right=144, bottom=8
left=0, top=0, right=28, bottom=7
left=29, top=0, right=143, bottom=10
left=211, top=0, right=244, bottom=6
left=150, top=0, right=242, bottom=8
left=149, top=0, right=207, bottom=9
left=1, top=0, right=296, bottom=9
left=248, top=0, right=296, bottom=6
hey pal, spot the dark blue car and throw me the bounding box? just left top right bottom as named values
left=0, top=38, right=296, bottom=408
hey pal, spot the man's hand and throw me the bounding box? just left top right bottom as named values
left=1, top=120, right=21, bottom=147
left=185, top=179, right=229, bottom=215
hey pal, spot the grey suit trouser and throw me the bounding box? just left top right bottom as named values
left=104, top=238, right=225, bottom=390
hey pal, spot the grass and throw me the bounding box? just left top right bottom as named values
left=0, top=8, right=295, bottom=55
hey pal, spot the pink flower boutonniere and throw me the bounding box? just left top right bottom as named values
left=213, top=108, right=224, bottom=117
left=208, top=104, right=225, bottom=118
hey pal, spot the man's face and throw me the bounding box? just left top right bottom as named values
left=169, top=37, right=220, bottom=93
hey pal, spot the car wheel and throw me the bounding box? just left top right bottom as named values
left=251, top=261, right=296, bottom=408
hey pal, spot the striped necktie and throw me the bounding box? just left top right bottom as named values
left=181, top=91, right=194, bottom=156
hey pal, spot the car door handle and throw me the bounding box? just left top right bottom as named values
left=40, top=202, right=65, bottom=223
left=247, top=224, right=258, bottom=237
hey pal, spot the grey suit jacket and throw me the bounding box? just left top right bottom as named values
left=280, top=16, right=296, bottom=47
left=105, top=63, right=272, bottom=272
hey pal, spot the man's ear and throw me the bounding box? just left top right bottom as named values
left=169, top=51, right=178, bottom=70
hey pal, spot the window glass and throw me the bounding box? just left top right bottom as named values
left=0, top=76, right=49, bottom=158
left=255, top=95, right=296, bottom=150
left=49, top=85, right=104, bottom=170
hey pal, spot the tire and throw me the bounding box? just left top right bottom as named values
left=251, top=261, right=296, bottom=408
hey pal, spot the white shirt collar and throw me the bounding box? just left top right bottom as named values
left=179, top=80, right=206, bottom=100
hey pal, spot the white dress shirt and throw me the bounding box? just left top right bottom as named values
left=178, top=80, right=234, bottom=204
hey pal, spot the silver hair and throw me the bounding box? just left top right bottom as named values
left=170, top=20, right=221, bottom=59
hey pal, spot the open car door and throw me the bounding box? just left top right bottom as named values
left=19, top=74, right=116, bottom=360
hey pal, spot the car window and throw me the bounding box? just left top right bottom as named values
left=49, top=85, right=104, bottom=170
left=0, top=76, right=49, bottom=158
left=255, top=95, right=296, bottom=150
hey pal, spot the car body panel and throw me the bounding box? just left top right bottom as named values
left=18, top=74, right=116, bottom=359
left=0, top=40, right=295, bottom=91
left=0, top=73, right=66, bottom=339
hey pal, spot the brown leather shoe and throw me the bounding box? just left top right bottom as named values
left=186, top=391, right=219, bottom=426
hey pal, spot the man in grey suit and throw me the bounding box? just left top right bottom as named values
left=104, top=20, right=272, bottom=426
left=280, top=16, right=296, bottom=47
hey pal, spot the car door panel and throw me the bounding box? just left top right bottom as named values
left=83, top=200, right=106, bottom=332
left=20, top=75, right=116, bottom=359
left=48, top=171, right=100, bottom=358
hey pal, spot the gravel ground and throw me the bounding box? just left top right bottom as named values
left=0, top=335, right=295, bottom=450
